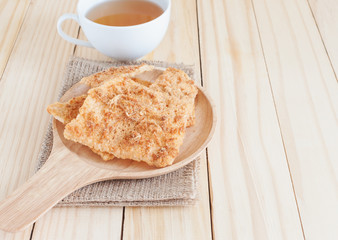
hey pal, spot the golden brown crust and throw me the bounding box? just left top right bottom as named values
left=131, top=77, right=152, bottom=87
left=47, top=66, right=154, bottom=162
left=47, top=77, right=152, bottom=125
left=47, top=95, right=117, bottom=160
left=47, top=95, right=87, bottom=124
left=64, top=76, right=191, bottom=167
left=90, top=148, right=115, bottom=161
left=150, top=68, right=198, bottom=127
left=80, top=63, right=154, bottom=88
left=47, top=65, right=197, bottom=167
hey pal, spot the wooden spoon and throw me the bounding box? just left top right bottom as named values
left=0, top=68, right=216, bottom=232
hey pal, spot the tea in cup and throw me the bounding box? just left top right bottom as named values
left=57, top=0, right=171, bottom=60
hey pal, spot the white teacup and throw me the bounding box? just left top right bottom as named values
left=57, top=0, right=171, bottom=60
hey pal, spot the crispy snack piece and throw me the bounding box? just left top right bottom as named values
left=64, top=76, right=192, bottom=167
left=90, top=148, right=115, bottom=161
left=80, top=63, right=154, bottom=88
left=46, top=94, right=115, bottom=160
left=48, top=66, right=193, bottom=126
left=150, top=68, right=198, bottom=127
left=131, top=77, right=152, bottom=87
left=47, top=95, right=87, bottom=124
left=47, top=65, right=153, bottom=162
left=47, top=79, right=152, bottom=125
left=48, top=65, right=197, bottom=166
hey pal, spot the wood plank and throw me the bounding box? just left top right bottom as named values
left=252, top=0, right=338, bottom=238
left=308, top=0, right=338, bottom=77
left=29, top=5, right=124, bottom=240
left=197, top=0, right=304, bottom=239
left=0, top=0, right=79, bottom=238
left=140, top=0, right=200, bottom=65
left=123, top=154, right=211, bottom=240
left=0, top=231, right=31, bottom=240
left=0, top=2, right=33, bottom=238
left=32, top=208, right=123, bottom=240
left=120, top=0, right=211, bottom=239
left=0, top=0, right=30, bottom=78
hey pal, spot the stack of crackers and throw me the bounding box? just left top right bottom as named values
left=47, top=64, right=198, bottom=168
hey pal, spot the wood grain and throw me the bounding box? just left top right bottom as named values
left=141, top=0, right=200, bottom=66
left=197, top=0, right=305, bottom=239
left=121, top=0, right=212, bottom=239
left=252, top=0, right=338, bottom=238
left=123, top=175, right=211, bottom=240
left=32, top=207, right=123, bottom=240
left=0, top=0, right=32, bottom=238
left=308, top=0, right=338, bottom=77
left=0, top=139, right=111, bottom=232
left=0, top=0, right=78, bottom=237
left=122, top=156, right=211, bottom=240
left=0, top=0, right=30, bottom=78
left=0, top=231, right=31, bottom=240
left=29, top=12, right=124, bottom=239
left=1, top=0, right=337, bottom=238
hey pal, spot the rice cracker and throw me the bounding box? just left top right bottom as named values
left=47, top=95, right=87, bottom=124
left=150, top=68, right=197, bottom=127
left=64, top=76, right=195, bottom=167
left=47, top=64, right=154, bottom=161
left=80, top=63, right=154, bottom=88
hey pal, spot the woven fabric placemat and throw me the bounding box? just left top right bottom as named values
left=36, top=57, right=200, bottom=207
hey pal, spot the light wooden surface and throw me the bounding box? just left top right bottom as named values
left=197, top=0, right=304, bottom=239
left=252, top=0, right=338, bottom=239
left=0, top=0, right=30, bottom=77
left=308, top=0, right=338, bottom=75
left=0, top=0, right=337, bottom=239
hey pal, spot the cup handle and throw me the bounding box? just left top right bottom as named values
left=57, top=13, right=93, bottom=48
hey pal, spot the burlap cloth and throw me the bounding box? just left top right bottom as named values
left=36, top=57, right=200, bottom=207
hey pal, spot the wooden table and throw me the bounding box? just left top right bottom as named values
left=0, top=0, right=337, bottom=239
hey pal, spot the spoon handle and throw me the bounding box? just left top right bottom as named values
left=0, top=148, right=103, bottom=232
